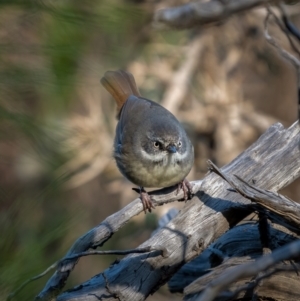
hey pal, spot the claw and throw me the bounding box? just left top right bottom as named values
left=132, top=187, right=155, bottom=213
left=176, top=178, right=193, bottom=201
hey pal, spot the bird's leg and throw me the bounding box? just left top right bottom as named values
left=177, top=178, right=193, bottom=201
left=132, top=187, right=155, bottom=213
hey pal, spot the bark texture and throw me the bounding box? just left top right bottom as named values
left=39, top=121, right=300, bottom=301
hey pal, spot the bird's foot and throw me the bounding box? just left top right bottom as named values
left=176, top=178, right=193, bottom=201
left=132, top=187, right=155, bottom=213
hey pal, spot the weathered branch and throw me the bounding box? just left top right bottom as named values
left=184, top=257, right=300, bottom=300
left=169, top=220, right=298, bottom=293
left=208, top=160, right=300, bottom=228
left=34, top=180, right=203, bottom=301
left=41, top=121, right=300, bottom=301
left=153, top=0, right=278, bottom=30
left=192, top=239, right=300, bottom=301
left=161, top=35, right=206, bottom=114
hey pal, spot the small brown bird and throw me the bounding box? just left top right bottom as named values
left=101, top=70, right=194, bottom=212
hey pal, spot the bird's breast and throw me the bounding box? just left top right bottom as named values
left=115, top=147, right=192, bottom=188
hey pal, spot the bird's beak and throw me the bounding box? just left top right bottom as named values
left=167, top=145, right=177, bottom=153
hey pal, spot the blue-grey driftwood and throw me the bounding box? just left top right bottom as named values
left=36, top=121, right=300, bottom=301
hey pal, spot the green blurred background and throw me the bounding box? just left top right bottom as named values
left=1, top=1, right=300, bottom=300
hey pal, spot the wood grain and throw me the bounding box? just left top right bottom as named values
left=36, top=122, right=300, bottom=301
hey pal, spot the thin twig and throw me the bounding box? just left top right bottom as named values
left=264, top=9, right=300, bottom=68
left=60, top=246, right=161, bottom=263
left=277, top=3, right=300, bottom=123
left=279, top=3, right=300, bottom=42
left=6, top=262, right=58, bottom=301
left=264, top=6, right=300, bottom=123
left=266, top=5, right=300, bottom=56
left=161, top=35, right=206, bottom=115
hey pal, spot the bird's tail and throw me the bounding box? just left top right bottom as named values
left=101, top=70, right=141, bottom=113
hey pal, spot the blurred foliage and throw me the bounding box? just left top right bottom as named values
left=1, top=0, right=300, bottom=300
left=0, top=1, right=152, bottom=300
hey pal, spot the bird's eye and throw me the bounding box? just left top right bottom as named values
left=178, top=141, right=182, bottom=148
left=153, top=141, right=160, bottom=148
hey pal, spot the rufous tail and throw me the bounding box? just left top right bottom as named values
left=101, top=70, right=141, bottom=113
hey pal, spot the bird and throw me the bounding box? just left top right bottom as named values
left=101, top=70, right=194, bottom=213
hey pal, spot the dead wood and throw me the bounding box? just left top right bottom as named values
left=209, top=160, right=300, bottom=229
left=169, top=221, right=299, bottom=294
left=153, top=0, right=279, bottom=30
left=33, top=121, right=300, bottom=301
left=35, top=181, right=203, bottom=301
left=185, top=238, right=300, bottom=301
left=170, top=220, right=300, bottom=300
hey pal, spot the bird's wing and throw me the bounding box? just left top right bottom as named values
left=115, top=95, right=159, bottom=147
